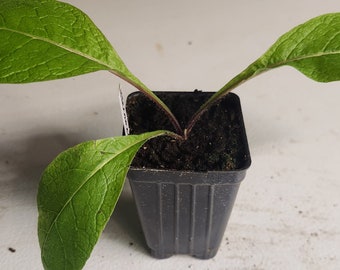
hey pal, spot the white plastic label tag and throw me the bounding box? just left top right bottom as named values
left=118, top=85, right=130, bottom=135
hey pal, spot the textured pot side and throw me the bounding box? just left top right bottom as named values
left=127, top=92, right=251, bottom=259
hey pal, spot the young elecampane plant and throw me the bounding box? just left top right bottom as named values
left=1, top=0, right=340, bottom=269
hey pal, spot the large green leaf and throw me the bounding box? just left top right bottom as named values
left=0, top=0, right=182, bottom=134
left=0, top=0, right=127, bottom=82
left=253, top=12, right=340, bottom=82
left=188, top=13, right=340, bottom=130
left=37, top=131, right=167, bottom=270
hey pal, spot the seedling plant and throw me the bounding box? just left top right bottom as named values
left=1, top=0, right=340, bottom=269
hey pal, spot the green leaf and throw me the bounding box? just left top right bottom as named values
left=0, top=0, right=133, bottom=83
left=188, top=13, right=340, bottom=131
left=254, top=12, right=340, bottom=82
left=0, top=0, right=183, bottom=134
left=225, top=13, right=340, bottom=93
left=37, top=130, right=167, bottom=270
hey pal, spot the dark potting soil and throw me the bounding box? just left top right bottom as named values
left=126, top=91, right=249, bottom=172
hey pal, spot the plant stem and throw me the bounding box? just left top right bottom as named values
left=111, top=70, right=184, bottom=136
left=166, top=130, right=186, bottom=141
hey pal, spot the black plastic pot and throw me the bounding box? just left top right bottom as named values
left=126, top=91, right=251, bottom=259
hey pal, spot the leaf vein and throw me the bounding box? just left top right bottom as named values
left=0, top=27, right=111, bottom=70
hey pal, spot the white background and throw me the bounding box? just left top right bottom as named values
left=1, top=0, right=340, bottom=269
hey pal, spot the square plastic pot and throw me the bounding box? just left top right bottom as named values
left=126, top=91, right=251, bottom=259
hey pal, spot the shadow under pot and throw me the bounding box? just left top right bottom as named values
left=126, top=91, right=251, bottom=259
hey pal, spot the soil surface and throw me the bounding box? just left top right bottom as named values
left=126, top=90, right=249, bottom=172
